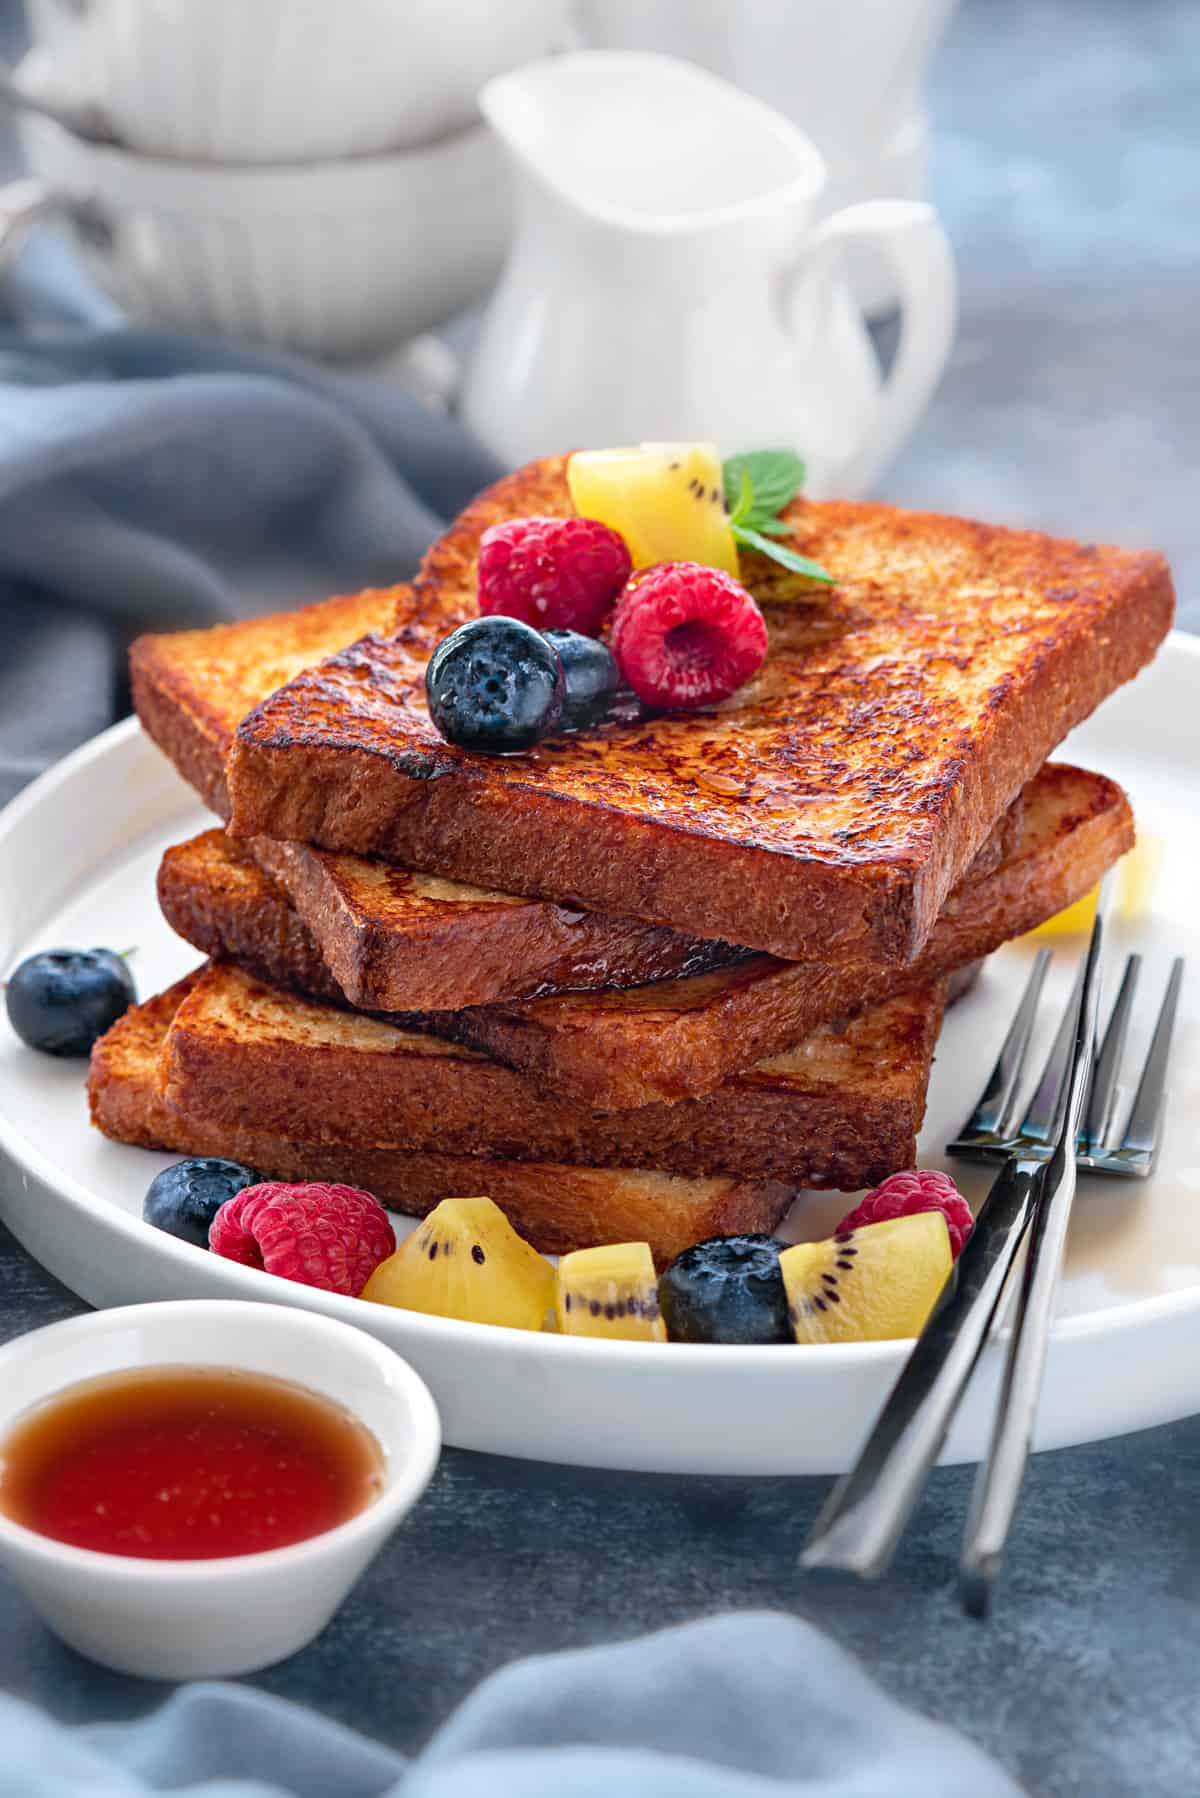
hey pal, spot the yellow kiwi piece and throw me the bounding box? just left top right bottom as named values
left=1116, top=832, right=1163, bottom=922
left=779, top=1213, right=952, bottom=1345
left=1030, top=833, right=1164, bottom=940
left=1029, top=886, right=1099, bottom=938
left=567, top=443, right=739, bottom=575
left=556, top=1242, right=667, bottom=1342
left=361, top=1196, right=553, bottom=1331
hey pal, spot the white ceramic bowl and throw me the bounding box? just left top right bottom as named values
left=15, top=111, right=511, bottom=359
left=0, top=1301, right=440, bottom=1678
left=21, top=0, right=569, bottom=162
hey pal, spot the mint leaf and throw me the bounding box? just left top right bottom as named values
left=723, top=450, right=805, bottom=522
left=721, top=447, right=833, bottom=584
left=728, top=468, right=755, bottom=530
left=730, top=524, right=834, bottom=584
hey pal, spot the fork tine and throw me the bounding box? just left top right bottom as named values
left=1120, top=957, right=1185, bottom=1163
left=1019, top=957, right=1085, bottom=1146
left=951, top=950, right=1051, bottom=1144
left=1085, top=954, right=1141, bottom=1150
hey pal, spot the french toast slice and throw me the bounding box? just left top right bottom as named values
left=241, top=785, right=1013, bottom=1011
left=157, top=961, right=943, bottom=1188
left=158, top=836, right=349, bottom=1006
left=442, top=762, right=1132, bottom=1106
left=131, top=594, right=740, bottom=1008
left=243, top=836, right=734, bottom=1009
left=155, top=795, right=1018, bottom=1019
left=158, top=763, right=1131, bottom=1109
left=226, top=456, right=1172, bottom=964
left=131, top=590, right=404, bottom=817
left=88, top=977, right=795, bottom=1261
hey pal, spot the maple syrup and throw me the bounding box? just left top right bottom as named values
left=0, top=1365, right=384, bottom=1559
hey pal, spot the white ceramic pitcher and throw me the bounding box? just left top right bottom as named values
left=462, top=53, right=956, bottom=495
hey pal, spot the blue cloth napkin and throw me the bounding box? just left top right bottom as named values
left=0, top=233, right=500, bottom=811
left=0, top=1612, right=1023, bottom=1796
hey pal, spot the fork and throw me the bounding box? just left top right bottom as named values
left=802, top=903, right=1184, bottom=1609
left=948, top=945, right=1184, bottom=1177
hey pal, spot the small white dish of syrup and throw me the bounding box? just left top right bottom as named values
left=0, top=1300, right=440, bottom=1678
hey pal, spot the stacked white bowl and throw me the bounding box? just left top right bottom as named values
left=4, top=0, right=569, bottom=360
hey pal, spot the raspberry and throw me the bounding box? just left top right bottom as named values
left=610, top=562, right=768, bottom=709
left=478, top=516, right=631, bottom=636
left=836, top=1169, right=974, bottom=1261
left=209, top=1181, right=395, bottom=1296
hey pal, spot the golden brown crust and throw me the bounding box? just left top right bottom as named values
left=157, top=836, right=347, bottom=1004
left=133, top=592, right=742, bottom=1006
left=249, top=789, right=1015, bottom=1013
left=130, top=589, right=403, bottom=818
left=159, top=774, right=1012, bottom=1018
left=87, top=983, right=793, bottom=1262
left=247, top=836, right=736, bottom=1010
left=157, top=961, right=941, bottom=1187
left=157, top=763, right=1130, bottom=1110
left=87, top=975, right=208, bottom=1147
left=227, top=456, right=1173, bottom=962
left=443, top=763, right=1133, bottom=1105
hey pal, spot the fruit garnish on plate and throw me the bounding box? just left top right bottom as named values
left=144, top=1156, right=261, bottom=1250
left=836, top=1168, right=973, bottom=1261
left=1029, top=887, right=1100, bottom=938
left=5, top=947, right=136, bottom=1057
left=657, top=1233, right=791, bottom=1345
left=426, top=615, right=565, bottom=753
left=209, top=1180, right=394, bottom=1297
left=421, top=439, right=836, bottom=753
left=721, top=449, right=834, bottom=585
left=567, top=442, right=834, bottom=586
left=1116, top=832, right=1163, bottom=920
left=362, top=1196, right=553, bottom=1331
left=543, top=629, right=621, bottom=728
left=610, top=562, right=768, bottom=710
left=1029, top=833, right=1163, bottom=938
left=556, top=1242, right=666, bottom=1342
left=567, top=442, right=740, bottom=576
left=478, top=515, right=631, bottom=636
left=780, top=1213, right=952, bottom=1345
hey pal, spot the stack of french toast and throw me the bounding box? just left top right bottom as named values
left=88, top=454, right=1173, bottom=1264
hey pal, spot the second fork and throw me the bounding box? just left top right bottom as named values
left=948, top=948, right=1184, bottom=1177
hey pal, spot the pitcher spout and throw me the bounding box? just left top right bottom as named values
left=479, top=51, right=825, bottom=236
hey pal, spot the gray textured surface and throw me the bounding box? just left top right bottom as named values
left=1, top=1, right=1197, bottom=1794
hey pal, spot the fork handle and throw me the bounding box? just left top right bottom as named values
left=959, top=901, right=1105, bottom=1614
left=959, top=1143, right=1077, bottom=1613
left=803, top=1154, right=1045, bottom=1578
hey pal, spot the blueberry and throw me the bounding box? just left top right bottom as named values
left=658, top=1234, right=791, bottom=1344
left=144, top=1157, right=261, bottom=1249
left=543, top=630, right=621, bottom=728
left=6, top=948, right=136, bottom=1057
left=426, top=616, right=565, bottom=753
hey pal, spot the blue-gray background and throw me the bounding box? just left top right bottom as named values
left=900, top=0, right=1197, bottom=622
left=0, top=3, right=1197, bottom=1795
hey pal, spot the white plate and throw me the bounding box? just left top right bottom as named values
left=1, top=636, right=1198, bottom=1476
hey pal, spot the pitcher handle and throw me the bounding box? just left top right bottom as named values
left=789, top=200, right=956, bottom=495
